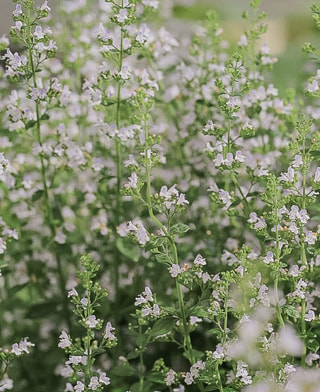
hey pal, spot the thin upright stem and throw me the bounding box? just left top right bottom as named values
left=143, top=112, right=204, bottom=392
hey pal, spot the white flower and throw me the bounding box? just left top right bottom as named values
left=263, top=251, right=274, bottom=264
left=169, top=264, right=182, bottom=278
left=0, top=375, right=13, bottom=391
left=88, top=376, right=99, bottom=391
left=58, top=331, right=72, bottom=349
left=74, top=381, right=85, bottom=392
left=305, top=310, right=315, bottom=322
left=193, top=254, right=206, bottom=266
left=165, top=369, right=175, bottom=386
left=189, top=316, right=202, bottom=325
left=66, top=356, right=87, bottom=366
left=314, top=167, right=320, bottom=182
left=85, top=315, right=99, bottom=328
left=104, top=322, right=116, bottom=340
left=54, top=229, right=66, bottom=244
left=127, top=172, right=138, bottom=188
left=142, top=0, right=159, bottom=8
left=115, top=9, right=128, bottom=23
left=279, top=166, right=295, bottom=182
left=13, top=4, right=22, bottom=17
left=305, top=231, right=317, bottom=245
left=67, top=288, right=78, bottom=298
left=292, top=154, right=303, bottom=167
left=97, top=370, right=110, bottom=385
left=277, top=325, right=304, bottom=356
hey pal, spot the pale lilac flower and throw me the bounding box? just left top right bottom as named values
left=97, top=370, right=110, bottom=385
left=184, top=372, right=194, bottom=385
left=305, top=352, right=320, bottom=366
left=236, top=361, right=252, bottom=385
left=74, top=381, right=85, bottom=392
left=119, top=65, right=131, bottom=80
left=292, top=155, right=303, bottom=167
left=40, top=1, right=50, bottom=11
left=190, top=316, right=202, bottom=325
left=104, top=322, right=116, bottom=340
left=135, top=225, right=149, bottom=245
left=263, top=251, right=274, bottom=264
left=169, top=264, right=182, bottom=278
left=67, top=288, right=78, bottom=298
left=307, top=79, right=319, bottom=93
left=142, top=0, right=159, bottom=8
left=238, top=34, right=248, bottom=47
left=305, top=231, right=317, bottom=245
left=134, top=286, right=154, bottom=306
left=85, top=315, right=99, bottom=328
left=279, top=167, right=294, bottom=182
left=13, top=4, right=22, bottom=17
left=277, top=326, right=304, bottom=357
left=165, top=369, right=175, bottom=386
left=80, top=298, right=88, bottom=307
left=254, top=217, right=267, bottom=230
left=193, top=254, right=206, bottom=266
left=213, top=344, right=224, bottom=359
left=314, top=167, right=320, bottom=182
left=305, top=310, right=315, bottom=322
left=66, top=356, right=87, bottom=366
left=0, top=238, right=6, bottom=254
left=54, top=229, right=66, bottom=244
left=248, top=212, right=258, bottom=224
left=124, top=154, right=138, bottom=167
left=115, top=9, right=128, bottom=23
left=0, top=375, right=13, bottom=391
left=11, top=343, right=22, bottom=356
left=219, top=189, right=232, bottom=209
left=33, top=26, right=45, bottom=39
left=58, top=331, right=72, bottom=349
left=88, top=377, right=99, bottom=390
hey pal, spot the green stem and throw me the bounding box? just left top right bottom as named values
left=300, top=131, right=307, bottom=366
left=274, top=198, right=284, bottom=327
left=113, top=4, right=125, bottom=308
left=143, top=112, right=204, bottom=392
left=138, top=325, right=145, bottom=392
left=216, top=363, right=224, bottom=392
left=222, top=283, right=229, bottom=346
left=26, top=10, right=71, bottom=329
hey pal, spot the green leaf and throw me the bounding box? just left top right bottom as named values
left=183, top=348, right=204, bottom=363
left=283, top=305, right=300, bottom=320
left=26, top=120, right=36, bottom=129
left=9, top=283, right=29, bottom=296
left=40, top=113, right=50, bottom=121
left=146, top=371, right=166, bottom=384
left=170, top=223, right=190, bottom=235
left=92, top=347, right=106, bottom=357
left=127, top=351, right=140, bottom=360
left=187, top=305, right=210, bottom=318
left=307, top=338, right=320, bottom=352
left=32, top=190, right=44, bottom=202
left=149, top=317, right=177, bottom=339
left=116, top=237, right=139, bottom=262
left=130, top=381, right=153, bottom=392
left=154, top=253, right=172, bottom=266
left=111, top=364, right=136, bottom=377
left=0, top=260, right=9, bottom=270
left=151, top=236, right=168, bottom=248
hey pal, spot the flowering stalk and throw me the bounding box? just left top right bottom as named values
left=140, top=91, right=204, bottom=391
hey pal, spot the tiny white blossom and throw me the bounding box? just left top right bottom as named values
left=104, top=322, right=116, bottom=340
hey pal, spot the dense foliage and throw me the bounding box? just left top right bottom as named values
left=1, top=0, right=320, bottom=391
